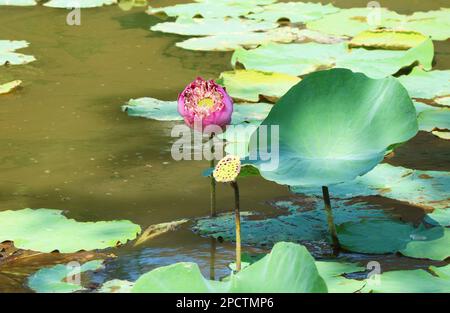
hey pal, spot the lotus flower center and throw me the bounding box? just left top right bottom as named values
left=198, top=97, right=215, bottom=108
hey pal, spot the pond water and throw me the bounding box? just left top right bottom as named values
left=0, top=0, right=449, bottom=292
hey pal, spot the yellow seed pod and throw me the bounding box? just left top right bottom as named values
left=213, top=155, right=241, bottom=183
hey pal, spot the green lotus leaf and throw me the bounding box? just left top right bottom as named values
left=132, top=242, right=327, bottom=293
left=0, top=80, right=22, bottom=95
left=0, top=208, right=141, bottom=253
left=147, top=2, right=265, bottom=19
left=0, top=0, right=36, bottom=5
left=337, top=220, right=450, bottom=260
left=246, top=2, right=339, bottom=23
left=417, top=108, right=450, bottom=132
left=193, top=200, right=388, bottom=246
left=0, top=40, right=36, bottom=66
left=307, top=8, right=450, bottom=41
left=122, top=98, right=182, bottom=121
left=292, top=164, right=450, bottom=210
left=349, top=30, right=428, bottom=50
left=362, top=269, right=450, bottom=293
left=248, top=69, right=418, bottom=187
left=28, top=260, right=104, bottom=293
left=176, top=27, right=302, bottom=52
left=231, top=39, right=433, bottom=78
left=151, top=17, right=278, bottom=36
left=44, top=0, right=117, bottom=8
left=218, top=70, right=300, bottom=102
left=425, top=209, right=450, bottom=227
left=315, top=261, right=365, bottom=293
left=98, top=279, right=135, bottom=293
left=398, top=68, right=450, bottom=100
left=429, top=264, right=450, bottom=279
left=231, top=103, right=272, bottom=124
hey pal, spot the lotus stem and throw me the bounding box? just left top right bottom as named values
left=210, top=133, right=217, bottom=217
left=231, top=181, right=241, bottom=272
left=210, top=237, right=216, bottom=280
left=322, top=186, right=340, bottom=255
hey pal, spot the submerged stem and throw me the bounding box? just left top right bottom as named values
left=231, top=181, right=241, bottom=272
left=322, top=186, right=341, bottom=255
left=210, top=133, right=216, bottom=217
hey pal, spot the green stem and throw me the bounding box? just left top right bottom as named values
left=231, top=181, right=241, bottom=272
left=210, top=133, right=216, bottom=217
left=322, top=186, right=340, bottom=255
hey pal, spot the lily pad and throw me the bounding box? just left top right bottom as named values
left=231, top=39, right=433, bottom=78
left=397, top=68, right=450, bottom=100
left=429, top=264, right=450, bottom=279
left=425, top=209, right=450, bottom=227
left=28, top=260, right=104, bottom=293
left=218, top=70, right=300, bottom=102
left=337, top=220, right=450, bottom=260
left=292, top=163, right=450, bottom=210
left=150, top=17, right=278, bottom=36
left=98, top=279, right=134, bottom=293
left=349, top=30, right=428, bottom=50
left=417, top=108, right=450, bottom=132
left=0, top=0, right=36, bottom=5
left=246, top=2, right=339, bottom=23
left=132, top=242, right=327, bottom=293
left=0, top=40, right=36, bottom=66
left=0, top=80, right=22, bottom=95
left=362, top=268, right=450, bottom=293
left=315, top=261, right=365, bottom=293
left=436, top=96, right=450, bottom=107
left=0, top=208, right=141, bottom=253
left=248, top=69, right=418, bottom=187
left=43, top=0, right=117, bottom=8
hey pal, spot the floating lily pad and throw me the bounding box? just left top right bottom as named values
left=0, top=40, right=35, bottom=66
left=435, top=96, right=450, bottom=107
left=337, top=220, right=450, bottom=260
left=0, top=80, right=22, bottom=95
left=28, top=260, right=104, bottom=293
left=349, top=30, right=428, bottom=50
left=429, top=264, right=450, bottom=279
left=231, top=39, right=433, bottom=78
left=307, top=8, right=450, bottom=41
left=151, top=17, right=277, bottom=36
left=0, top=209, right=141, bottom=253
left=193, top=200, right=388, bottom=246
left=362, top=268, right=450, bottom=293
left=44, top=0, right=117, bottom=8
left=132, top=242, right=327, bottom=293
left=315, top=261, right=365, bottom=293
left=398, top=68, right=450, bottom=100
left=246, top=2, right=339, bottom=23
left=98, top=279, right=134, bottom=293
left=417, top=108, right=450, bottom=132
left=0, top=0, right=36, bottom=5
left=218, top=70, right=300, bottom=102
left=292, top=164, right=450, bottom=210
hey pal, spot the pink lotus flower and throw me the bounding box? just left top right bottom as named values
left=178, top=77, right=233, bottom=130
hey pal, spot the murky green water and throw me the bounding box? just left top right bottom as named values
left=0, top=0, right=449, bottom=292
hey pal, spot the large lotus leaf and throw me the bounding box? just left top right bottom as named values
left=292, top=164, right=450, bottom=210
left=425, top=208, right=450, bottom=227
left=315, top=261, right=365, bottom=293
left=176, top=27, right=302, bottom=52
left=193, top=200, right=388, bottom=246
left=0, top=0, right=36, bottom=5
left=246, top=2, right=339, bottom=23
left=0, top=80, right=22, bottom=95
left=151, top=17, right=277, bottom=36
left=44, top=0, right=117, bottom=8
left=218, top=70, right=300, bottom=102
left=0, top=40, right=36, bottom=66
left=362, top=269, right=450, bottom=293
left=247, top=69, right=418, bottom=187
left=307, top=8, right=450, bottom=41
left=417, top=108, right=450, bottom=132
left=0, top=209, right=141, bottom=253
left=147, top=2, right=264, bottom=19
left=348, top=30, right=428, bottom=50
left=28, top=260, right=104, bottom=293
left=337, top=220, right=450, bottom=260
left=231, top=39, right=433, bottom=78
left=132, top=242, right=327, bottom=293
left=98, top=279, right=135, bottom=293
left=398, top=68, right=450, bottom=100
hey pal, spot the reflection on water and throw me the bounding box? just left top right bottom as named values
left=0, top=0, right=449, bottom=292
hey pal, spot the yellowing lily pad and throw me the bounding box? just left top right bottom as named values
left=0, top=208, right=141, bottom=253
left=349, top=29, right=428, bottom=50
left=0, top=80, right=22, bottom=95
left=218, top=69, right=300, bottom=102
left=246, top=2, right=339, bottom=23
left=151, top=17, right=278, bottom=36
left=0, top=40, right=36, bottom=66
left=43, top=0, right=117, bottom=8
